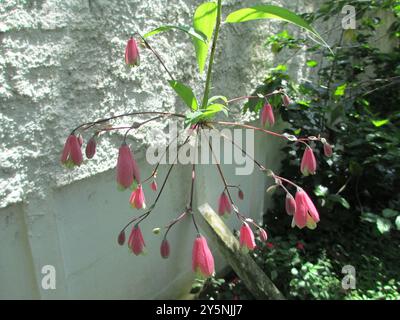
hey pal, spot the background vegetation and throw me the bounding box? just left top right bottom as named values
left=197, top=0, right=400, bottom=300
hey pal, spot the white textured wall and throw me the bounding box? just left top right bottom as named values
left=1, top=0, right=322, bottom=299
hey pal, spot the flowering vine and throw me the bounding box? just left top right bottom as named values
left=60, top=1, right=333, bottom=279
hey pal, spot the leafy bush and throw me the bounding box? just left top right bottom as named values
left=198, top=0, right=400, bottom=300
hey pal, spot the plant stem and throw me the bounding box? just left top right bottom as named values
left=201, top=0, right=222, bottom=109
left=137, top=33, right=175, bottom=82
left=72, top=111, right=185, bottom=133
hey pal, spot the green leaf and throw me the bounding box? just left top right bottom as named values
left=395, top=216, right=400, bottom=231
left=314, top=185, right=328, bottom=197
left=193, top=2, right=218, bottom=73
left=184, top=110, right=203, bottom=127
left=376, top=217, right=392, bottom=234
left=382, top=208, right=399, bottom=218
left=371, top=119, right=389, bottom=127
left=225, top=5, right=331, bottom=52
left=144, top=25, right=207, bottom=43
left=306, top=60, right=318, bottom=67
left=361, top=212, right=379, bottom=223
left=203, top=103, right=228, bottom=117
left=328, top=194, right=350, bottom=209
left=334, top=83, right=347, bottom=96
left=169, top=80, right=198, bottom=111
left=208, top=95, right=228, bottom=104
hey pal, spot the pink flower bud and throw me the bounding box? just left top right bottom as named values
left=294, top=189, right=320, bottom=229
left=117, top=230, right=126, bottom=246
left=285, top=193, right=296, bottom=216
left=218, top=192, right=232, bottom=216
left=151, top=180, right=158, bottom=192
left=300, top=146, right=317, bottom=176
left=160, top=239, right=170, bottom=259
left=128, top=225, right=146, bottom=255
left=259, top=228, right=268, bottom=242
left=323, top=142, right=333, bottom=157
left=296, top=242, right=305, bottom=250
left=260, top=102, right=275, bottom=127
left=60, top=134, right=83, bottom=167
left=239, top=223, right=256, bottom=251
left=238, top=189, right=244, bottom=200
left=85, top=137, right=96, bottom=159
left=116, top=143, right=140, bottom=189
left=129, top=184, right=146, bottom=209
left=266, top=242, right=274, bottom=249
left=283, top=94, right=291, bottom=107
left=125, top=37, right=140, bottom=67
left=192, top=235, right=214, bottom=278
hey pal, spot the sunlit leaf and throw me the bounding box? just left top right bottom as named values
left=314, top=185, right=328, bottom=197
left=225, top=5, right=332, bottom=52
left=193, top=2, right=218, bottom=73
left=371, top=119, right=389, bottom=127
left=169, top=80, right=198, bottom=111
left=208, top=95, right=228, bottom=104
left=334, top=83, right=347, bottom=96
left=376, top=217, right=392, bottom=234
left=306, top=60, right=318, bottom=67
left=395, top=216, right=400, bottom=231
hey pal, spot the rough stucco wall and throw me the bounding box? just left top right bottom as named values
left=1, top=0, right=323, bottom=299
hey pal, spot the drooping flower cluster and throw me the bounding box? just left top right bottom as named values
left=59, top=34, right=334, bottom=280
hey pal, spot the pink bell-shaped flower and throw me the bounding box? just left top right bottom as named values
left=129, top=184, right=146, bottom=209
left=260, top=102, right=275, bottom=127
left=192, top=235, right=214, bottom=278
left=282, top=94, right=291, bottom=107
left=117, top=230, right=126, bottom=246
left=239, top=222, right=256, bottom=251
left=151, top=180, right=158, bottom=192
left=116, top=143, right=140, bottom=189
left=300, top=146, right=317, bottom=176
left=125, top=37, right=140, bottom=67
left=285, top=193, right=296, bottom=216
left=85, top=137, right=96, bottom=159
left=293, top=189, right=320, bottom=229
left=128, top=225, right=146, bottom=255
left=324, top=142, right=333, bottom=157
left=160, top=239, right=170, bottom=259
left=259, top=228, right=268, bottom=242
left=218, top=192, right=232, bottom=216
left=61, top=134, right=83, bottom=167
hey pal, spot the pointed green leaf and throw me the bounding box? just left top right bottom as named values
left=371, top=119, right=389, bottom=127
left=334, top=83, right=347, bottom=96
left=376, top=217, right=392, bottom=234
left=208, top=95, right=228, bottom=104
left=169, top=80, right=198, bottom=111
left=382, top=208, right=399, bottom=218
left=193, top=2, right=218, bottom=73
left=306, top=60, right=318, bottom=67
left=144, top=25, right=207, bottom=43
left=225, top=5, right=331, bottom=52
left=395, top=216, right=400, bottom=231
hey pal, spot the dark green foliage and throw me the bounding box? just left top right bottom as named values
left=198, top=0, right=400, bottom=300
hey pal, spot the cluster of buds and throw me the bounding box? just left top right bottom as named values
left=59, top=35, right=334, bottom=279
